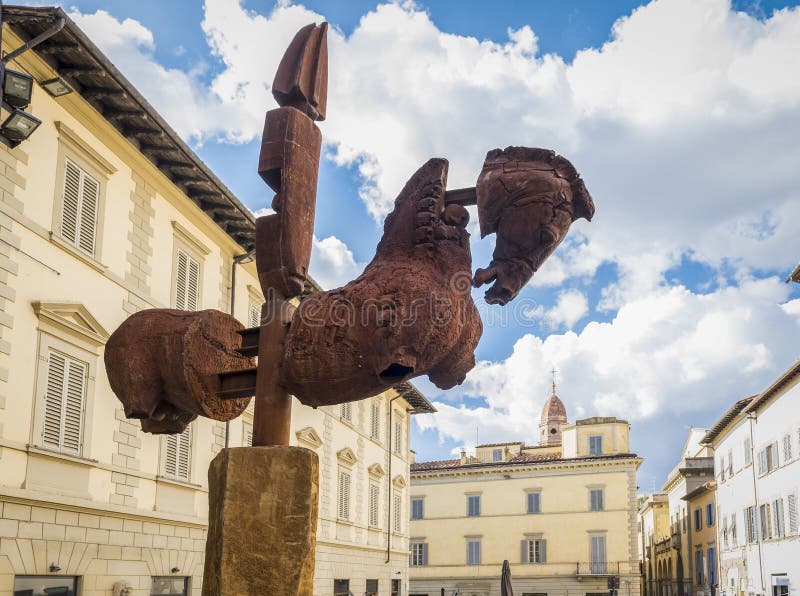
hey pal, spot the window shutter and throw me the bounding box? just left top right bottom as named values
left=369, top=484, right=379, bottom=527
left=78, top=174, right=99, bottom=255
left=757, top=449, right=766, bottom=475
left=177, top=425, right=191, bottom=480
left=248, top=301, right=260, bottom=328
left=371, top=402, right=380, bottom=439
left=164, top=434, right=178, bottom=478
left=422, top=542, right=428, bottom=566
left=43, top=351, right=86, bottom=454
left=540, top=539, right=547, bottom=563
left=787, top=493, right=798, bottom=535
left=520, top=540, right=528, bottom=563
left=61, top=160, right=81, bottom=246
left=338, top=469, right=350, bottom=520
left=245, top=425, right=253, bottom=447
left=186, top=256, right=200, bottom=311
left=783, top=435, right=792, bottom=461
left=175, top=250, right=200, bottom=311
left=743, top=509, right=750, bottom=542
left=772, top=441, right=780, bottom=468
left=744, top=437, right=752, bottom=465
left=175, top=251, right=188, bottom=309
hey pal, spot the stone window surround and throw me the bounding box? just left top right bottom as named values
left=50, top=121, right=116, bottom=268
left=170, top=222, right=209, bottom=310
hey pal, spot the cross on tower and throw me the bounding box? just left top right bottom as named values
left=551, top=366, right=558, bottom=395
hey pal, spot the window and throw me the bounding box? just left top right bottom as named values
left=467, top=539, right=481, bottom=565
left=722, top=515, right=729, bottom=549
left=788, top=493, right=799, bottom=535
left=61, top=157, right=100, bottom=257
left=394, top=418, right=402, bottom=453
left=707, top=547, right=716, bottom=585
left=521, top=538, right=547, bottom=563
left=369, top=483, right=380, bottom=527
left=247, top=299, right=260, bottom=328
left=744, top=437, right=752, bottom=465
left=589, top=435, right=603, bottom=455
left=590, top=535, right=606, bottom=574
left=694, top=508, right=702, bottom=531
left=589, top=489, right=604, bottom=511
left=727, top=450, right=733, bottom=476
left=243, top=422, right=253, bottom=447
left=467, top=495, right=481, bottom=516
left=337, top=468, right=351, bottom=521
left=730, top=513, right=737, bottom=546
left=744, top=506, right=758, bottom=542
left=174, top=249, right=200, bottom=310
left=340, top=402, right=352, bottom=422
left=151, top=577, right=189, bottom=595
left=493, top=448, right=503, bottom=461
left=370, top=401, right=380, bottom=440
left=758, top=443, right=779, bottom=476
left=334, top=579, right=350, bottom=596
left=365, top=579, right=379, bottom=596
left=760, top=503, right=773, bottom=540
left=773, top=498, right=785, bottom=538
left=14, top=576, right=79, bottom=595
left=706, top=503, right=715, bottom=527
left=527, top=492, right=541, bottom=514
left=42, top=350, right=87, bottom=455
left=393, top=490, right=402, bottom=532
left=163, top=424, right=192, bottom=481
left=695, top=550, right=704, bottom=585
left=411, top=497, right=424, bottom=520
left=391, top=579, right=401, bottom=596
left=410, top=541, right=428, bottom=566
left=783, top=434, right=793, bottom=462
left=718, top=456, right=726, bottom=481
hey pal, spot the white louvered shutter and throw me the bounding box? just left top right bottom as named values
left=244, top=424, right=253, bottom=447
left=248, top=300, right=260, bottom=328
left=393, top=491, right=402, bottom=532
left=175, top=250, right=200, bottom=311
left=164, top=425, right=192, bottom=481
left=61, top=159, right=99, bottom=256
left=338, top=469, right=351, bottom=520
left=788, top=493, right=799, bottom=535
left=369, top=483, right=379, bottom=527
left=370, top=402, right=380, bottom=439
left=43, top=351, right=86, bottom=454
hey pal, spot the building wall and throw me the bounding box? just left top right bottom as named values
left=0, top=27, right=415, bottom=596
left=684, top=488, right=717, bottom=596
left=713, top=377, right=800, bottom=596
left=639, top=495, right=669, bottom=596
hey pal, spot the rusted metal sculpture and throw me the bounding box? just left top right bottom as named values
left=104, top=22, right=594, bottom=445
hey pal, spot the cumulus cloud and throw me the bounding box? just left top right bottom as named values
left=309, top=235, right=366, bottom=289
left=525, top=289, right=589, bottom=330
left=416, top=276, right=800, bottom=447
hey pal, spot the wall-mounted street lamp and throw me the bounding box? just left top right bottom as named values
left=41, top=76, right=72, bottom=97
left=1, top=65, right=32, bottom=107
left=0, top=107, right=40, bottom=142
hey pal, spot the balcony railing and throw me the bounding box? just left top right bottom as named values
left=576, top=561, right=621, bottom=576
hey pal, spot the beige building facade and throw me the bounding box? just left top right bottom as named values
left=639, top=493, right=669, bottom=596
left=409, top=392, right=642, bottom=596
left=0, top=7, right=432, bottom=596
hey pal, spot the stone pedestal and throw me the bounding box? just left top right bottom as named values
left=202, top=446, right=319, bottom=596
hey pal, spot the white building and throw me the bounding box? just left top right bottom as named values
left=702, top=360, right=800, bottom=596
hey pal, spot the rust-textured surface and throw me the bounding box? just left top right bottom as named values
left=202, top=446, right=318, bottom=596
left=473, top=147, right=595, bottom=305
left=280, top=158, right=483, bottom=406
left=104, top=309, right=253, bottom=434
left=272, top=23, right=328, bottom=121
left=256, top=106, right=322, bottom=299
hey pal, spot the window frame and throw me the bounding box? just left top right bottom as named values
left=467, top=494, right=481, bottom=517
left=526, top=491, right=541, bottom=514
left=411, top=497, right=424, bottom=520
left=589, top=434, right=603, bottom=456
left=410, top=541, right=428, bottom=566
left=466, top=538, right=481, bottom=566
left=589, top=488, right=604, bottom=512
left=337, top=467, right=352, bottom=522
left=161, top=423, right=193, bottom=482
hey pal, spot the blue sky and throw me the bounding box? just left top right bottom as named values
left=55, top=0, right=800, bottom=490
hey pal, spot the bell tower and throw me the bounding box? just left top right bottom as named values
left=539, top=368, right=568, bottom=446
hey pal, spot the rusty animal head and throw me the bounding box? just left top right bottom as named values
left=473, top=147, right=594, bottom=305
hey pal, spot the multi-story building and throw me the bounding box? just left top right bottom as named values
left=638, top=430, right=714, bottom=596
left=681, top=482, right=717, bottom=596
left=640, top=493, right=669, bottom=596
left=0, top=7, right=433, bottom=596
left=702, top=360, right=800, bottom=596
left=408, top=390, right=642, bottom=596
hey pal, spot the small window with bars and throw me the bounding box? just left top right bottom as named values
left=42, top=350, right=87, bottom=455
left=337, top=468, right=351, bottom=521
left=174, top=249, right=201, bottom=311
left=61, top=157, right=100, bottom=257
left=370, top=401, right=381, bottom=440
left=369, top=483, right=380, bottom=528
left=163, top=424, right=192, bottom=481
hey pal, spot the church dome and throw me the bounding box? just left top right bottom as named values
left=541, top=394, right=567, bottom=422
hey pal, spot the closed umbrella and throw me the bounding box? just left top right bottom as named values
left=501, top=559, right=514, bottom=596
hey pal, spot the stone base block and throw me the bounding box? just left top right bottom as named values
left=202, top=446, right=319, bottom=596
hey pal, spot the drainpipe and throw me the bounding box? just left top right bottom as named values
left=2, top=10, right=66, bottom=64
left=747, top=413, right=765, bottom=593
left=225, top=250, right=255, bottom=447
left=386, top=395, right=401, bottom=563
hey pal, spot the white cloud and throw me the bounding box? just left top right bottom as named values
left=526, top=289, right=589, bottom=330
left=416, top=276, right=800, bottom=447
left=309, top=235, right=365, bottom=290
